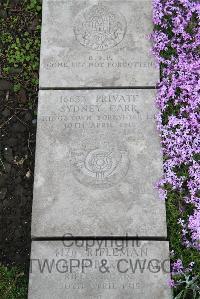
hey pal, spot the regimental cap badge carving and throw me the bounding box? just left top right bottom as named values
left=70, top=136, right=129, bottom=189
left=74, top=3, right=127, bottom=51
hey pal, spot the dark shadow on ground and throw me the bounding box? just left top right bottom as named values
left=0, top=89, right=36, bottom=274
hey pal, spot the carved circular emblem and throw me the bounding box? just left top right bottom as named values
left=74, top=4, right=127, bottom=51
left=70, top=138, right=129, bottom=189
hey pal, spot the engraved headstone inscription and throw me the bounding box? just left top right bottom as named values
left=28, top=241, right=172, bottom=299
left=39, top=0, right=159, bottom=88
left=29, top=0, right=171, bottom=298
left=31, top=90, right=167, bottom=238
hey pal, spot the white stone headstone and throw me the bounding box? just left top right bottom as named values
left=28, top=240, right=172, bottom=299
left=31, top=89, right=167, bottom=238
left=39, top=0, right=159, bottom=88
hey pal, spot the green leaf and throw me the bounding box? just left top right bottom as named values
left=174, top=290, right=184, bottom=299
left=36, top=5, right=42, bottom=11
left=13, top=83, right=21, bottom=92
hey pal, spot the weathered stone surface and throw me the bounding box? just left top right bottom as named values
left=32, top=89, right=166, bottom=237
left=28, top=240, right=172, bottom=299
left=39, top=0, right=159, bottom=88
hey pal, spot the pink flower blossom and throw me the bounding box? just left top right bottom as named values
left=152, top=0, right=200, bottom=251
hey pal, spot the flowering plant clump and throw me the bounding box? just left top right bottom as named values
left=151, top=0, right=200, bottom=295
left=168, top=259, right=200, bottom=298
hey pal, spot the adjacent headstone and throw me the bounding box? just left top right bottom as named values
left=32, top=89, right=167, bottom=238
left=29, top=240, right=172, bottom=299
left=39, top=0, right=159, bottom=88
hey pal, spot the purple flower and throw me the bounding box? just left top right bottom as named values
left=167, top=278, right=176, bottom=288
left=151, top=0, right=200, bottom=251
left=172, top=259, right=184, bottom=274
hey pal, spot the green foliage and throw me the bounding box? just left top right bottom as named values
left=0, top=1, right=41, bottom=298
left=0, top=0, right=41, bottom=94
left=13, top=83, right=21, bottom=93
left=0, top=266, right=27, bottom=299
left=26, top=0, right=42, bottom=12
left=166, top=189, right=200, bottom=299
left=167, top=189, right=200, bottom=273
left=162, top=100, right=182, bottom=125
left=174, top=275, right=200, bottom=299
